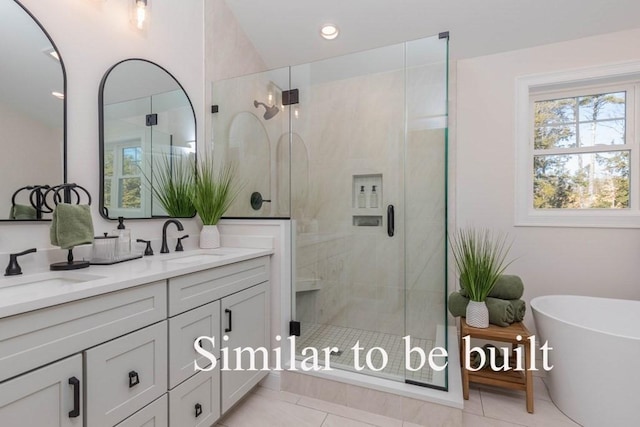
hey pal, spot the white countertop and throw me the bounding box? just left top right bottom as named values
left=0, top=247, right=273, bottom=319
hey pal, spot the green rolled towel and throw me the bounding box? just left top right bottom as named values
left=460, top=274, right=524, bottom=300
left=10, top=204, right=37, bottom=220
left=448, top=291, right=515, bottom=327
left=50, top=204, right=94, bottom=249
left=509, top=299, right=526, bottom=322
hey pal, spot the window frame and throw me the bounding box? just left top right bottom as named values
left=515, top=62, right=640, bottom=228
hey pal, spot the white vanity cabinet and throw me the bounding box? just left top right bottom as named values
left=167, top=255, right=270, bottom=423
left=0, top=354, right=83, bottom=427
left=0, top=253, right=271, bottom=427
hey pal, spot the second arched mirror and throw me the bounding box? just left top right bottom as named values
left=99, top=59, right=196, bottom=219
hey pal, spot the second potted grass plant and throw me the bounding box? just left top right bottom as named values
left=450, top=228, right=513, bottom=328
left=190, top=155, right=239, bottom=248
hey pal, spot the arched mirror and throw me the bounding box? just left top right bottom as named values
left=0, top=0, right=66, bottom=221
left=99, top=59, right=196, bottom=219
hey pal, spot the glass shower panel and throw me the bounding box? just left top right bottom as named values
left=211, top=68, right=291, bottom=218
left=291, top=44, right=409, bottom=381
left=404, top=36, right=449, bottom=389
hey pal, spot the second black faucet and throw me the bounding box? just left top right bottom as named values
left=160, top=219, right=184, bottom=254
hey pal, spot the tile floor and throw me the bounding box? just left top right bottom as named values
left=216, top=376, right=580, bottom=427
left=297, top=323, right=435, bottom=384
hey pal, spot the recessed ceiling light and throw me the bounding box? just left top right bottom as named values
left=320, top=24, right=339, bottom=40
left=51, top=91, right=64, bottom=100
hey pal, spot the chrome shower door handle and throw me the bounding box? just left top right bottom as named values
left=387, top=205, right=394, bottom=237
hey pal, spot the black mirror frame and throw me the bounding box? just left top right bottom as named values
left=98, top=58, right=197, bottom=221
left=2, top=0, right=67, bottom=222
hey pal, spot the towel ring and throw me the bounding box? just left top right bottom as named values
left=29, top=185, right=53, bottom=214
left=10, top=185, right=51, bottom=219
left=11, top=185, right=34, bottom=207
left=43, top=183, right=92, bottom=211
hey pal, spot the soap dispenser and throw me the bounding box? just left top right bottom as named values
left=370, top=185, right=378, bottom=208
left=114, top=217, right=131, bottom=257
left=357, top=186, right=366, bottom=208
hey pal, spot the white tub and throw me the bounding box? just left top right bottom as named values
left=531, top=295, right=640, bottom=427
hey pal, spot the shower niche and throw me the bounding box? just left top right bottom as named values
left=352, top=174, right=383, bottom=227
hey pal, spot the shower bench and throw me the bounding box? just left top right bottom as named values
left=459, top=319, right=534, bottom=413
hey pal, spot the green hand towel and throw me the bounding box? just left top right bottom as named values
left=448, top=291, right=515, bottom=327
left=509, top=299, right=526, bottom=322
left=50, top=204, right=94, bottom=249
left=460, top=274, right=524, bottom=300
left=10, top=204, right=37, bottom=220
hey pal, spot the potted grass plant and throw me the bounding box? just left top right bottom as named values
left=449, top=228, right=513, bottom=328
left=190, top=155, right=239, bottom=248
left=146, top=153, right=195, bottom=217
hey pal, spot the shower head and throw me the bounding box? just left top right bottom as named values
left=253, top=100, right=280, bottom=120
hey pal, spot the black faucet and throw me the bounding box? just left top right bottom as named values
left=5, top=248, right=37, bottom=276
left=161, top=219, right=184, bottom=254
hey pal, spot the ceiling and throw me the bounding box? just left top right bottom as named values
left=225, top=0, right=640, bottom=68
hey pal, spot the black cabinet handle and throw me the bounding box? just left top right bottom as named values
left=225, top=308, right=232, bottom=333
left=68, top=377, right=80, bottom=418
left=195, top=403, right=203, bottom=418
left=387, top=205, right=395, bottom=237
left=128, top=370, right=140, bottom=388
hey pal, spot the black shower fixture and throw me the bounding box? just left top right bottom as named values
left=253, top=100, right=280, bottom=120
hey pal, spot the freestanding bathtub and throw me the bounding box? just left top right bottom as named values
left=531, top=295, right=640, bottom=427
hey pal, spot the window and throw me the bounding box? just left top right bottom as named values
left=515, top=63, right=640, bottom=227
left=104, top=141, right=148, bottom=217
left=533, top=88, right=629, bottom=209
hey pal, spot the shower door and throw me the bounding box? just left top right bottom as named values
left=290, top=34, right=449, bottom=389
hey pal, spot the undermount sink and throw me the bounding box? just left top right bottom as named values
left=163, top=253, right=224, bottom=265
left=0, top=272, right=105, bottom=298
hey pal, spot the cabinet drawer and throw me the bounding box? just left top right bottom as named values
left=86, top=321, right=168, bottom=427
left=169, top=367, right=220, bottom=427
left=168, top=256, right=269, bottom=316
left=169, top=300, right=220, bottom=389
left=0, top=281, right=166, bottom=383
left=115, top=394, right=168, bottom=427
left=0, top=354, right=82, bottom=427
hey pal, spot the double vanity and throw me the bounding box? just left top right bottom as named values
left=0, top=248, right=272, bottom=427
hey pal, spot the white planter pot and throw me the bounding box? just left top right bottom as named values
left=466, top=300, right=489, bottom=328
left=199, top=225, right=220, bottom=249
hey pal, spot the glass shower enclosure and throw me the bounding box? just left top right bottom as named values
left=211, top=34, right=449, bottom=389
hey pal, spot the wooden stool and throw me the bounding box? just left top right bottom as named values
left=459, top=319, right=534, bottom=413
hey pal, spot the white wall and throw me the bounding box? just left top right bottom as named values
left=0, top=0, right=205, bottom=259
left=456, top=28, right=640, bottom=331
left=0, top=100, right=62, bottom=218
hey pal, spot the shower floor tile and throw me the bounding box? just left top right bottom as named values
left=296, top=323, right=434, bottom=384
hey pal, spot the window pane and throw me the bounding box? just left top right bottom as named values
left=578, top=120, right=625, bottom=146
left=534, top=97, right=576, bottom=125
left=578, top=92, right=625, bottom=121
left=118, top=177, right=141, bottom=208
left=104, top=150, right=114, bottom=178
left=534, top=124, right=576, bottom=149
left=104, top=180, right=111, bottom=208
left=533, top=151, right=629, bottom=209
left=122, top=147, right=142, bottom=175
